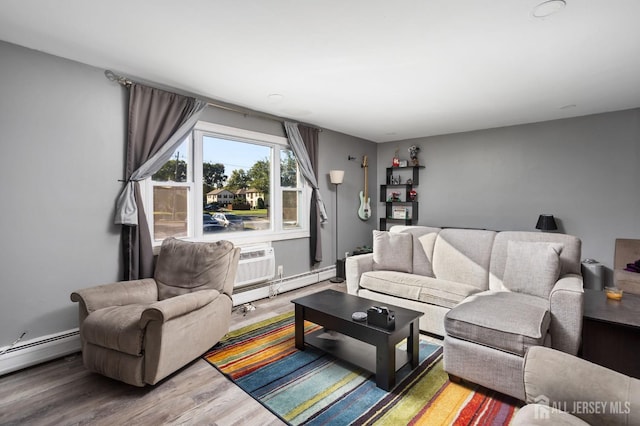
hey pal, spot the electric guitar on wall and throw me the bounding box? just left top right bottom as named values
left=358, top=156, right=371, bottom=220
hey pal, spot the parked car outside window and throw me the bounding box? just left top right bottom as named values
left=213, top=213, right=244, bottom=230
left=203, top=214, right=225, bottom=232
left=204, top=203, right=221, bottom=213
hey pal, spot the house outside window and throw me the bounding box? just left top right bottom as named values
left=143, top=122, right=309, bottom=246
left=206, top=188, right=235, bottom=206
left=244, top=188, right=264, bottom=209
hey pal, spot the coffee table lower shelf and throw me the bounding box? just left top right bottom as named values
left=292, top=289, right=423, bottom=391
left=305, top=329, right=412, bottom=375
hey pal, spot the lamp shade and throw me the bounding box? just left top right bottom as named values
left=535, top=214, right=558, bottom=231
left=329, top=170, right=345, bottom=185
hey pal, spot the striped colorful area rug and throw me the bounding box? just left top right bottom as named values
left=204, top=311, right=520, bottom=425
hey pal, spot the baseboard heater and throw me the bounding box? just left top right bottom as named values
left=232, top=265, right=336, bottom=306
left=0, top=329, right=81, bottom=376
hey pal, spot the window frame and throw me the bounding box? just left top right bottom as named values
left=141, top=121, right=310, bottom=248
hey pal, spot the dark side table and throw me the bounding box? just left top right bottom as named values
left=581, top=289, right=640, bottom=378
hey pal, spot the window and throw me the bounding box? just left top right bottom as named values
left=143, top=122, right=308, bottom=246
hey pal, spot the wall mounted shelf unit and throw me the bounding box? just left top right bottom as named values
left=379, top=165, right=424, bottom=230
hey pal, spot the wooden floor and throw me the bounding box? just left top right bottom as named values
left=0, top=280, right=346, bottom=426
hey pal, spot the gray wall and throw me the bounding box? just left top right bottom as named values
left=0, top=41, right=125, bottom=345
left=0, top=41, right=377, bottom=346
left=378, top=109, right=640, bottom=282
left=319, top=130, right=377, bottom=261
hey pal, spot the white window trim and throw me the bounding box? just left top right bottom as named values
left=142, top=121, right=310, bottom=248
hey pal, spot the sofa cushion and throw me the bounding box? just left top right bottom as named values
left=444, top=291, right=550, bottom=356
left=82, top=304, right=148, bottom=356
left=489, top=232, right=582, bottom=291
left=503, top=241, right=563, bottom=299
left=360, top=270, right=482, bottom=309
left=432, top=229, right=496, bottom=290
left=372, top=230, right=413, bottom=273
left=390, top=225, right=440, bottom=277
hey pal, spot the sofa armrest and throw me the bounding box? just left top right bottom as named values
left=548, top=273, right=583, bottom=355
left=70, top=278, right=158, bottom=315
left=523, top=346, right=640, bottom=425
left=140, top=290, right=220, bottom=326
left=345, top=253, right=374, bottom=295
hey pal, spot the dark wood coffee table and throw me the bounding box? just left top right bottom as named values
left=581, top=289, right=640, bottom=378
left=291, top=289, right=423, bottom=391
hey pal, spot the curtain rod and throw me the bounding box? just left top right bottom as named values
left=104, top=70, right=321, bottom=131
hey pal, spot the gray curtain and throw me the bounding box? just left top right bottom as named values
left=115, top=83, right=206, bottom=280
left=284, top=121, right=327, bottom=264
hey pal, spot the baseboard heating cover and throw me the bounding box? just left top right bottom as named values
left=232, top=265, right=336, bottom=306
left=235, top=244, right=276, bottom=288
left=0, top=329, right=80, bottom=376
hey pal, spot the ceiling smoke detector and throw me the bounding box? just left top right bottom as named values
left=267, top=93, right=284, bottom=103
left=533, top=0, right=566, bottom=18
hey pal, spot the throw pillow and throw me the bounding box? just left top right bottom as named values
left=502, top=241, right=563, bottom=299
left=372, top=230, right=413, bottom=273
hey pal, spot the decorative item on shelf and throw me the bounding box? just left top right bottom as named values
left=392, top=206, right=408, bottom=219
left=406, top=178, right=413, bottom=185
left=329, top=170, right=345, bottom=283
left=388, top=192, right=402, bottom=202
left=392, top=149, right=400, bottom=167
left=535, top=214, right=558, bottom=232
left=399, top=160, right=408, bottom=167
left=389, top=175, right=401, bottom=185
left=409, top=189, right=417, bottom=201
left=408, top=145, right=421, bottom=166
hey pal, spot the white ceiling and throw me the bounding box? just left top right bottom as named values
left=1, top=0, right=640, bottom=142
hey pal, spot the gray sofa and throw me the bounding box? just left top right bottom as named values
left=346, top=225, right=584, bottom=400
left=513, top=346, right=639, bottom=425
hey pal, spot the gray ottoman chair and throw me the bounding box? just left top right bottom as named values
left=443, top=232, right=584, bottom=400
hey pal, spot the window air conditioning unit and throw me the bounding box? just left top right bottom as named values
left=235, top=244, right=276, bottom=288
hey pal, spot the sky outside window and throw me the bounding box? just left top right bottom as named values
left=203, top=136, right=270, bottom=176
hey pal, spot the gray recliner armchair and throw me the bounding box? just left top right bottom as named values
left=71, top=238, right=240, bottom=386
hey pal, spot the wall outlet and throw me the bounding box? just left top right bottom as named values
left=277, top=265, right=284, bottom=278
